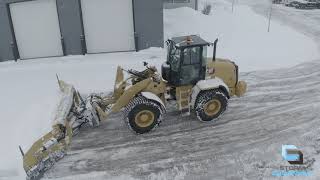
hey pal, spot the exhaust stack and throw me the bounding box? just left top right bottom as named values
left=212, top=39, right=218, bottom=62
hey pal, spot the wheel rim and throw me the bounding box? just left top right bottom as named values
left=204, top=99, right=221, bottom=116
left=134, top=110, right=155, bottom=128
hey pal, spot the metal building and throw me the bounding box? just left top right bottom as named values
left=0, top=0, right=164, bottom=61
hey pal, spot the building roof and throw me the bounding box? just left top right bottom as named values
left=171, top=35, right=211, bottom=49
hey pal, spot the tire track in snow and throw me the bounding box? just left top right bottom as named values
left=44, top=60, right=320, bottom=180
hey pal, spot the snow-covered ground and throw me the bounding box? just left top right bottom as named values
left=0, top=49, right=165, bottom=179
left=164, top=0, right=319, bottom=71
left=44, top=60, right=320, bottom=179
left=0, top=0, right=320, bottom=179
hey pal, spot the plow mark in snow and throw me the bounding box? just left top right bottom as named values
left=44, top=60, right=320, bottom=179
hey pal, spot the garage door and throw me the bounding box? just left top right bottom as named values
left=10, top=0, right=63, bottom=59
left=81, top=0, right=135, bottom=53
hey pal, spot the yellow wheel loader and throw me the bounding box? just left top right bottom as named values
left=22, top=35, right=246, bottom=179
left=97, top=35, right=247, bottom=133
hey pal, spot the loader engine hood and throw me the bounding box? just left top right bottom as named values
left=206, top=58, right=246, bottom=97
left=207, top=58, right=238, bottom=87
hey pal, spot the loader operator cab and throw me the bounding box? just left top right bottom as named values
left=162, top=35, right=214, bottom=86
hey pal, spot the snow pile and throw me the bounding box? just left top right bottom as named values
left=52, top=81, right=75, bottom=125
left=0, top=48, right=165, bottom=179
left=164, top=0, right=319, bottom=71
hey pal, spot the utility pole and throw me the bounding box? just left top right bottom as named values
left=268, top=0, right=273, bottom=32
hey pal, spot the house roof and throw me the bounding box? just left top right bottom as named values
left=171, top=35, right=211, bottom=49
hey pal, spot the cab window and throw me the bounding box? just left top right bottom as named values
left=170, top=47, right=181, bottom=71
left=202, top=46, right=207, bottom=66
left=183, top=47, right=201, bottom=65
left=180, top=47, right=201, bottom=85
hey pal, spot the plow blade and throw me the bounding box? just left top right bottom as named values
left=22, top=79, right=109, bottom=180
left=23, top=123, right=72, bottom=180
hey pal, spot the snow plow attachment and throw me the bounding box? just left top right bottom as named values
left=22, top=78, right=108, bottom=180
left=22, top=123, right=72, bottom=180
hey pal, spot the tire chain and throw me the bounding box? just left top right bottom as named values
left=195, top=89, right=229, bottom=122
left=123, top=95, right=165, bottom=133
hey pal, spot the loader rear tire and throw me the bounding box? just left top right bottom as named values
left=125, top=96, right=163, bottom=134
left=195, top=89, right=228, bottom=122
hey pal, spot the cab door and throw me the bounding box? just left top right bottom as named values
left=179, top=47, right=203, bottom=85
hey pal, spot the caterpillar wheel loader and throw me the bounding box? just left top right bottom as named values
left=22, top=35, right=246, bottom=179
left=100, top=35, right=247, bottom=133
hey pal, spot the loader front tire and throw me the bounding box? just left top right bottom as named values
left=125, top=96, right=163, bottom=134
left=195, top=90, right=228, bottom=122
